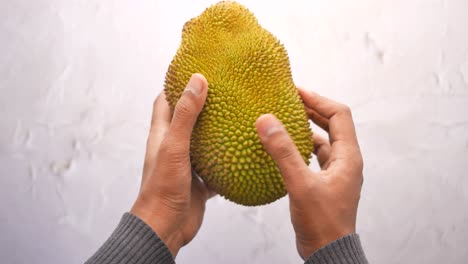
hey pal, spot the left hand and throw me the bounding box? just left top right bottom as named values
left=131, top=74, right=215, bottom=257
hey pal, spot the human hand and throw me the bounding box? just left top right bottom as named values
left=255, top=89, right=363, bottom=259
left=131, top=74, right=215, bottom=257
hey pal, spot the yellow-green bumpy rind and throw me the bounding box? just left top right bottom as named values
left=164, top=1, right=313, bottom=206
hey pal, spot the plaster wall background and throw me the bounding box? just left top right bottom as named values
left=1, top=0, right=468, bottom=263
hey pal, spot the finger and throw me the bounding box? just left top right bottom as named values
left=147, top=93, right=172, bottom=151
left=298, top=88, right=358, bottom=148
left=150, top=93, right=172, bottom=130
left=256, top=114, right=311, bottom=191
left=305, top=107, right=329, bottom=132
left=142, top=93, right=172, bottom=184
left=312, top=133, right=331, bottom=169
left=165, top=73, right=208, bottom=153
left=297, top=86, right=330, bottom=132
left=192, top=173, right=217, bottom=200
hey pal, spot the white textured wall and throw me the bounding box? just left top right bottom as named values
left=1, top=0, right=468, bottom=263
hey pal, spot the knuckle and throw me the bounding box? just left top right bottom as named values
left=158, top=139, right=188, bottom=159
left=158, top=141, right=172, bottom=157
left=351, top=147, right=364, bottom=171
left=175, top=98, right=193, bottom=118
left=338, top=103, right=352, bottom=115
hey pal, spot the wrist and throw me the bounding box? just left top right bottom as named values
left=297, top=229, right=355, bottom=259
left=130, top=197, right=183, bottom=257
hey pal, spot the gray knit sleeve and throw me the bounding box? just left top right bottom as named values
left=85, top=213, right=174, bottom=264
left=305, top=234, right=368, bottom=264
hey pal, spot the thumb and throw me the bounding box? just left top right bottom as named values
left=165, top=73, right=208, bottom=151
left=255, top=114, right=310, bottom=191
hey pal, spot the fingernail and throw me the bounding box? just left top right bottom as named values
left=264, top=125, right=282, bottom=137
left=185, top=74, right=203, bottom=96
left=258, top=114, right=283, bottom=138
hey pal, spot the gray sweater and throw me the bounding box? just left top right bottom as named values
left=86, top=213, right=368, bottom=264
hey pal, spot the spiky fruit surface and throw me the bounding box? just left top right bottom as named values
left=164, top=1, right=313, bottom=206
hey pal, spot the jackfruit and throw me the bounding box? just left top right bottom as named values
left=164, top=1, right=313, bottom=206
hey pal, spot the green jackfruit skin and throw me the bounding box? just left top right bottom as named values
left=164, top=1, right=313, bottom=206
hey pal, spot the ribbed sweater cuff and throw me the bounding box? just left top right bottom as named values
left=85, top=213, right=174, bottom=264
left=305, top=234, right=368, bottom=264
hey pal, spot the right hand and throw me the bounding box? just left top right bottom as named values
left=255, top=89, right=364, bottom=259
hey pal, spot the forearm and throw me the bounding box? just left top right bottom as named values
left=85, top=213, right=174, bottom=264
left=304, top=234, right=368, bottom=264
